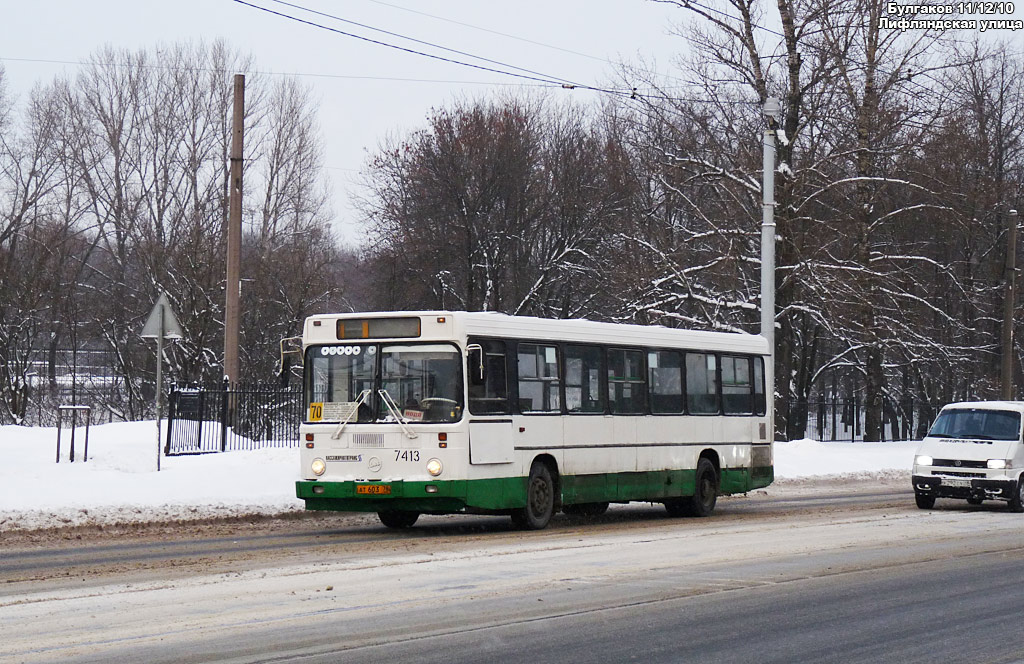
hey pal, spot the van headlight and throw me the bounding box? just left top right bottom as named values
left=426, top=458, right=443, bottom=477
left=987, top=459, right=1011, bottom=470
left=311, top=458, right=326, bottom=476
left=915, top=455, right=933, bottom=467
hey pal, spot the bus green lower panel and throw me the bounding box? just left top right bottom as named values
left=297, top=466, right=774, bottom=515
left=296, top=477, right=526, bottom=513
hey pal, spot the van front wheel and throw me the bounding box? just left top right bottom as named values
left=1008, top=478, right=1024, bottom=513
left=915, top=493, right=935, bottom=509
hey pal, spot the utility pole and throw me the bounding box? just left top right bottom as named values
left=224, top=74, right=244, bottom=385
left=1002, top=208, right=1019, bottom=400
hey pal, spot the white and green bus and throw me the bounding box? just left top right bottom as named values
left=296, top=311, right=773, bottom=529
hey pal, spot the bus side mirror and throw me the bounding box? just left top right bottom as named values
left=467, top=345, right=486, bottom=386
left=279, top=336, right=302, bottom=377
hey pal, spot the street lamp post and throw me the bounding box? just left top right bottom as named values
left=761, top=97, right=781, bottom=346
left=762, top=97, right=781, bottom=439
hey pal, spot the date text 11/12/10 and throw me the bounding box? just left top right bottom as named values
left=887, top=1, right=1015, bottom=14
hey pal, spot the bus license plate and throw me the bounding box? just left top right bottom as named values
left=356, top=484, right=391, bottom=495
left=943, top=478, right=971, bottom=488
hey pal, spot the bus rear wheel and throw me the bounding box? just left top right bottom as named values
left=378, top=511, right=419, bottom=528
left=512, top=462, right=555, bottom=530
left=687, top=458, right=718, bottom=517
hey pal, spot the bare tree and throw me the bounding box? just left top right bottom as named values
left=359, top=96, right=622, bottom=318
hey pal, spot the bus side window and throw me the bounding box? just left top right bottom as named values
left=468, top=339, right=510, bottom=415
left=608, top=348, right=646, bottom=414
left=686, top=352, right=720, bottom=414
left=753, top=357, right=766, bottom=415
left=648, top=350, right=684, bottom=413
left=517, top=343, right=561, bottom=413
left=565, top=345, right=604, bottom=413
left=722, top=355, right=753, bottom=414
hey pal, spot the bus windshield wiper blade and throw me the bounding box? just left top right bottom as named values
left=378, top=389, right=418, bottom=439
left=331, top=389, right=371, bottom=440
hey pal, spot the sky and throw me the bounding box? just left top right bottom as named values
left=2, top=1, right=1021, bottom=244
left=0, top=0, right=689, bottom=242
left=0, top=420, right=917, bottom=531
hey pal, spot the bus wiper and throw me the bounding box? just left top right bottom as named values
left=378, top=389, right=419, bottom=439
left=331, top=389, right=371, bottom=440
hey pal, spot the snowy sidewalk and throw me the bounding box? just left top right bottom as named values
left=0, top=421, right=917, bottom=532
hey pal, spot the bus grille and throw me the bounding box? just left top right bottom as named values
left=352, top=433, right=386, bottom=448
left=932, top=470, right=984, bottom=478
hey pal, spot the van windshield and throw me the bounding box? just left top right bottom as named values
left=928, top=409, right=1021, bottom=441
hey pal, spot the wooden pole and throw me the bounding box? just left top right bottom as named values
left=225, top=74, right=245, bottom=385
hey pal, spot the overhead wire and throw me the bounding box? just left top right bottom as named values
left=263, top=0, right=583, bottom=87
left=0, top=56, right=556, bottom=87
left=358, top=0, right=611, bottom=64
left=230, top=0, right=586, bottom=89
left=230, top=0, right=759, bottom=106
left=677, top=0, right=967, bottom=101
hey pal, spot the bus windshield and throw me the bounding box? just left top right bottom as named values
left=305, top=343, right=463, bottom=424
left=928, top=408, right=1021, bottom=441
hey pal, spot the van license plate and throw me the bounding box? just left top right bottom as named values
left=943, top=478, right=971, bottom=488
left=356, top=484, right=391, bottom=495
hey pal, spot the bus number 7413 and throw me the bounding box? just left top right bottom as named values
left=395, top=450, right=420, bottom=462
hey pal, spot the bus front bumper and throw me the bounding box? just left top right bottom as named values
left=296, top=479, right=469, bottom=513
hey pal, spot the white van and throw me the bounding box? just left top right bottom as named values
left=912, top=401, right=1024, bottom=511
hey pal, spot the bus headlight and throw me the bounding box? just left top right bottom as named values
left=915, top=455, right=933, bottom=467
left=987, top=459, right=1011, bottom=470
left=426, top=458, right=443, bottom=477
left=311, top=458, right=326, bottom=476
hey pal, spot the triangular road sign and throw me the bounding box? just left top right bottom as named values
left=141, top=292, right=184, bottom=339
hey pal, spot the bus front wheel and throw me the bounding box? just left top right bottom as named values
left=378, top=511, right=419, bottom=528
left=512, top=462, right=555, bottom=530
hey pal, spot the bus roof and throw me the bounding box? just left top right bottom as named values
left=305, top=311, right=769, bottom=355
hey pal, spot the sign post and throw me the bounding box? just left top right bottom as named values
left=141, top=292, right=183, bottom=471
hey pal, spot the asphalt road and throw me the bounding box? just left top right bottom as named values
left=4, top=479, right=1024, bottom=663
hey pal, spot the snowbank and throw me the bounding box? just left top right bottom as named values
left=0, top=422, right=919, bottom=532
left=0, top=421, right=303, bottom=531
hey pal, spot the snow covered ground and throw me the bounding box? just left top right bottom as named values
left=0, top=421, right=919, bottom=532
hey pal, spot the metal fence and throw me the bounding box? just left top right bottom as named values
left=789, top=398, right=939, bottom=442
left=165, top=381, right=301, bottom=455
